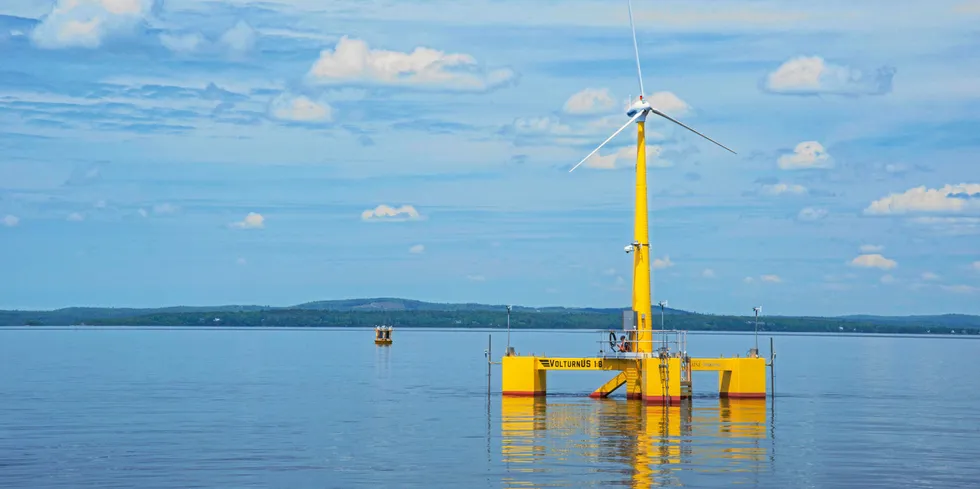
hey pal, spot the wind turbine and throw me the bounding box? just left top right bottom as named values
left=569, top=0, right=736, bottom=355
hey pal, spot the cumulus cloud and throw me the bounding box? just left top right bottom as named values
left=67, top=212, right=84, bottom=222
left=153, top=203, right=178, bottom=215
left=159, top=32, right=204, bottom=53
left=2, top=215, right=19, bottom=227
left=797, top=207, right=828, bottom=221
left=361, top=204, right=423, bottom=222
left=646, top=91, right=691, bottom=117
left=778, top=141, right=832, bottom=170
left=764, top=182, right=807, bottom=195
left=409, top=244, right=425, bottom=254
left=269, top=94, right=332, bottom=123
left=860, top=244, right=884, bottom=253
left=850, top=253, right=897, bottom=270
left=864, top=183, right=980, bottom=215
left=31, top=0, right=155, bottom=49
left=219, top=20, right=256, bottom=53
left=763, top=56, right=895, bottom=96
left=941, top=284, right=979, bottom=294
left=563, top=88, right=615, bottom=114
left=652, top=256, right=674, bottom=270
left=584, top=144, right=669, bottom=170
left=306, top=36, right=516, bottom=91
left=744, top=274, right=780, bottom=284
left=159, top=21, right=256, bottom=56
left=231, top=212, right=264, bottom=229
left=955, top=1, right=980, bottom=14
left=702, top=268, right=716, bottom=278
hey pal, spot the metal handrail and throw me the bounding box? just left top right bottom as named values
left=596, top=328, right=688, bottom=358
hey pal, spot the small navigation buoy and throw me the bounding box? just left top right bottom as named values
left=374, top=325, right=393, bottom=346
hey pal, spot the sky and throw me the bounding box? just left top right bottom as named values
left=1, top=0, right=979, bottom=316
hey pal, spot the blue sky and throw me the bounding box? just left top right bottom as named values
left=1, top=0, right=979, bottom=316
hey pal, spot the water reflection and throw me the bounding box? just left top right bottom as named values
left=500, top=397, right=770, bottom=487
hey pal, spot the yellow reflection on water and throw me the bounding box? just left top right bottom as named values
left=500, top=397, right=769, bottom=487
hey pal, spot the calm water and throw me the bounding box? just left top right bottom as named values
left=1, top=328, right=979, bottom=488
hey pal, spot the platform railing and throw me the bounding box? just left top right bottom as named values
left=596, top=329, right=688, bottom=359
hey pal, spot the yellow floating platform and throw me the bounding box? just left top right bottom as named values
left=501, top=353, right=765, bottom=404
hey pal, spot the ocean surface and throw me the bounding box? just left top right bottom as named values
left=1, top=327, right=978, bottom=488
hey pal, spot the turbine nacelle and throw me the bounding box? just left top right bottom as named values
left=626, top=97, right=651, bottom=119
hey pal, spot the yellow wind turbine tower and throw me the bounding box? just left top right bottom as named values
left=567, top=0, right=736, bottom=355
left=501, top=0, right=767, bottom=404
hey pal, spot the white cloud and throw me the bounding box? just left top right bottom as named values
left=880, top=274, right=896, bottom=284
left=159, top=33, right=205, bottom=53
left=745, top=274, right=781, bottom=283
left=31, top=0, right=154, bottom=49
left=2, top=215, right=19, bottom=227
left=137, top=208, right=148, bottom=217
left=563, top=88, right=615, bottom=114
left=361, top=204, right=423, bottom=221
left=764, top=183, right=807, bottom=195
left=955, top=1, right=980, bottom=13
left=409, top=244, right=425, bottom=254
left=231, top=212, right=265, bottom=229
left=153, top=203, right=178, bottom=215
left=466, top=274, right=486, bottom=282
left=306, top=36, right=516, bottom=91
left=860, top=244, right=884, bottom=253
left=701, top=268, right=716, bottom=278
left=941, top=284, right=979, bottom=294
left=778, top=141, right=832, bottom=170
left=763, top=56, right=895, bottom=96
left=797, top=207, right=828, bottom=221
left=849, top=253, right=897, bottom=270
left=652, top=256, right=674, bottom=270
left=971, top=261, right=980, bottom=272
left=269, top=94, right=332, bottom=123
left=67, top=212, right=84, bottom=222
left=219, top=20, right=256, bottom=53
left=236, top=257, right=247, bottom=266
left=584, top=144, right=669, bottom=170
left=646, top=91, right=691, bottom=117
left=159, top=22, right=256, bottom=56
left=864, top=183, right=980, bottom=215
left=921, top=272, right=940, bottom=281
left=602, top=268, right=617, bottom=276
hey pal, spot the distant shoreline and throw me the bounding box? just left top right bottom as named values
left=2, top=297, right=978, bottom=335
left=2, top=325, right=979, bottom=340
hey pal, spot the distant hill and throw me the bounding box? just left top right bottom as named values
left=290, top=297, right=690, bottom=315
left=838, top=314, right=980, bottom=329
left=0, top=298, right=977, bottom=334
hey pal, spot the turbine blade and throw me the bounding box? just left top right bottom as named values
left=569, top=111, right=643, bottom=172
left=650, top=109, right=737, bottom=154
left=628, top=0, right=645, bottom=97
